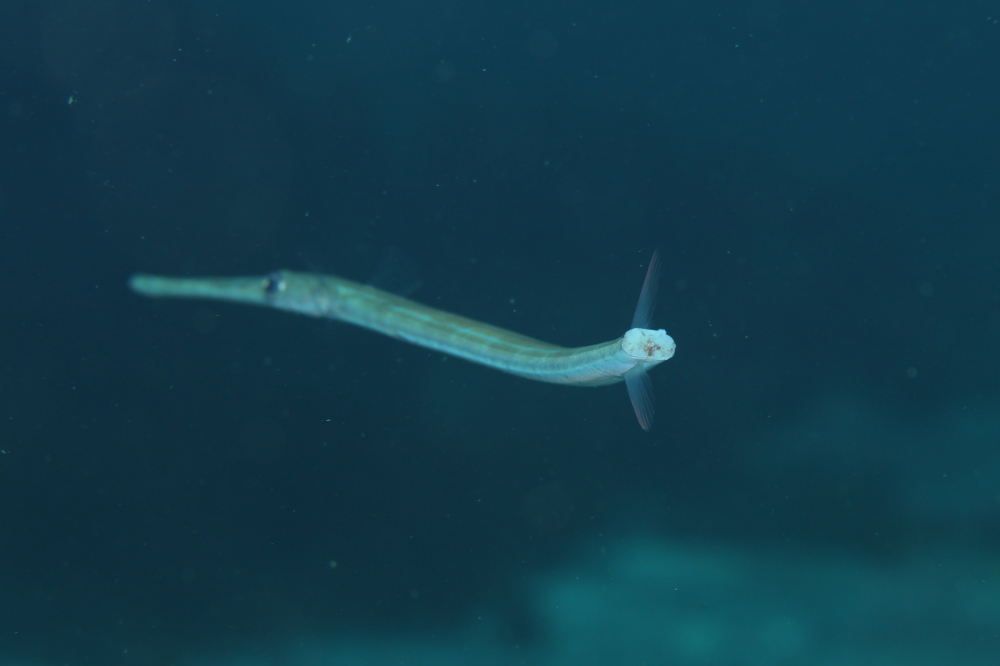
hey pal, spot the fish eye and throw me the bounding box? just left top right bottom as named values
left=263, top=272, right=285, bottom=294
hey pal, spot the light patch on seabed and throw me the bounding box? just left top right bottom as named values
left=7, top=396, right=1000, bottom=665
left=289, top=540, right=1000, bottom=665
left=4, top=536, right=1000, bottom=665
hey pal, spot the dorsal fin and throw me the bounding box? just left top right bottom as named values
left=631, top=250, right=660, bottom=329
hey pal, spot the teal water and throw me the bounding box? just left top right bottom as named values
left=1, top=0, right=998, bottom=663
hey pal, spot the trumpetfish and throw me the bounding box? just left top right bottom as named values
left=129, top=253, right=675, bottom=430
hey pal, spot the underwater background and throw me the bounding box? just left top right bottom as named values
left=2, top=0, right=1000, bottom=663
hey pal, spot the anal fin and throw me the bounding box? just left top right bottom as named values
left=624, top=365, right=654, bottom=431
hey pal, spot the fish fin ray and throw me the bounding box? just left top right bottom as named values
left=624, top=365, right=655, bottom=431
left=631, top=250, right=660, bottom=329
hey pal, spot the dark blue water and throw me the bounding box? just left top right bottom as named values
left=3, top=1, right=1000, bottom=663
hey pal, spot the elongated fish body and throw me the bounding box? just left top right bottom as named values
left=130, top=255, right=675, bottom=429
